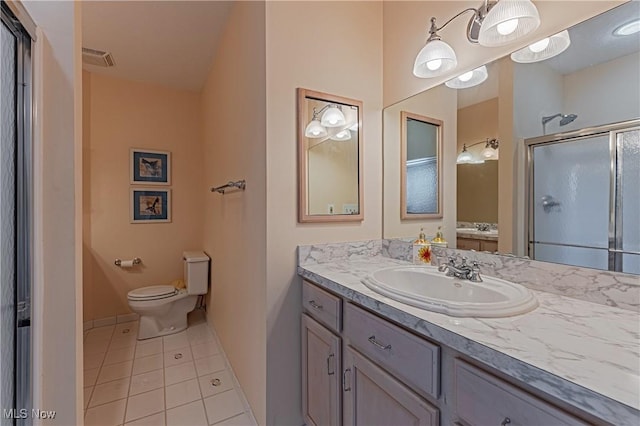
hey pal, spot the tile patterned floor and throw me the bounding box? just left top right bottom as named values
left=83, top=312, right=257, bottom=426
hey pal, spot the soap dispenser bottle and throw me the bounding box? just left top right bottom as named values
left=430, top=226, right=448, bottom=248
left=413, top=227, right=432, bottom=264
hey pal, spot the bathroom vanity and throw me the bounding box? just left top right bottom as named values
left=298, top=241, right=639, bottom=426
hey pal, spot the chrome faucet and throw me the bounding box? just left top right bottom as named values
left=438, top=255, right=484, bottom=282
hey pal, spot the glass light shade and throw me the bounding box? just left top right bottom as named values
left=330, top=129, right=351, bottom=141
left=348, top=122, right=359, bottom=131
left=510, top=30, right=571, bottom=63
left=481, top=146, right=499, bottom=160
left=478, top=0, right=540, bottom=47
left=456, top=150, right=474, bottom=164
left=304, top=120, right=327, bottom=138
left=321, top=107, right=346, bottom=127
left=413, top=39, right=458, bottom=78
left=445, top=65, right=488, bottom=89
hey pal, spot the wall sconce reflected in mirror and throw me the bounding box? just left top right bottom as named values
left=304, top=104, right=358, bottom=140
left=445, top=65, right=488, bottom=89
left=510, top=30, right=571, bottom=63
left=413, top=0, right=541, bottom=78
left=457, top=138, right=499, bottom=164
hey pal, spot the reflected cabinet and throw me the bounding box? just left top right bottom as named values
left=297, top=88, right=363, bottom=223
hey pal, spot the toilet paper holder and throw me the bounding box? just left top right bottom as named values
left=114, top=258, right=142, bottom=267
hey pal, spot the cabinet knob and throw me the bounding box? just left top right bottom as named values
left=501, top=418, right=511, bottom=426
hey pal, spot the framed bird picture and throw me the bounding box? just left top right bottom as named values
left=131, top=188, right=171, bottom=223
left=131, top=148, right=171, bottom=185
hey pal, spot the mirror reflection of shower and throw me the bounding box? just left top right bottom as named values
left=542, top=113, right=578, bottom=134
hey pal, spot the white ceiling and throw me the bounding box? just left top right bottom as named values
left=82, top=1, right=234, bottom=91
left=456, top=1, right=639, bottom=108
left=545, top=1, right=640, bottom=75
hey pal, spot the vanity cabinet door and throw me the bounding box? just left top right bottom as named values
left=343, top=346, right=439, bottom=426
left=302, top=314, right=342, bottom=426
left=457, top=238, right=481, bottom=251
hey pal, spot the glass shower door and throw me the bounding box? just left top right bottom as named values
left=614, top=128, right=640, bottom=274
left=1, top=17, right=17, bottom=424
left=530, top=135, right=611, bottom=270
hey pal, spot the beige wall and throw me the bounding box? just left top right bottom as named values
left=200, top=1, right=267, bottom=423
left=457, top=98, right=499, bottom=223
left=383, top=84, right=457, bottom=242
left=83, top=72, right=203, bottom=321
left=383, top=1, right=624, bottom=107
left=265, top=1, right=383, bottom=423
left=23, top=0, right=84, bottom=423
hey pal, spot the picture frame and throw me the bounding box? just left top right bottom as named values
left=131, top=148, right=171, bottom=185
left=130, top=188, right=171, bottom=223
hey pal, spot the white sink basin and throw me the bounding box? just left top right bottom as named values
left=362, top=266, right=538, bottom=318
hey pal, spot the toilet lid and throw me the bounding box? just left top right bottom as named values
left=128, top=285, right=178, bottom=301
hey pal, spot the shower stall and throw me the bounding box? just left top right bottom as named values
left=526, top=119, right=640, bottom=275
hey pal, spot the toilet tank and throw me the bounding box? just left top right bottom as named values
left=183, top=251, right=210, bottom=295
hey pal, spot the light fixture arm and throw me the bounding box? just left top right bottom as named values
left=430, top=8, right=478, bottom=37
left=311, top=103, right=342, bottom=120
left=426, top=0, right=496, bottom=44
left=465, top=138, right=499, bottom=149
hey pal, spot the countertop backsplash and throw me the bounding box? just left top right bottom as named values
left=298, top=239, right=639, bottom=312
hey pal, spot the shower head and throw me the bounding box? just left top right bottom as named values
left=541, top=113, right=577, bottom=127
left=559, top=114, right=577, bottom=126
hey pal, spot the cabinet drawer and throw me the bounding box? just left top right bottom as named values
left=344, top=303, right=439, bottom=399
left=454, top=360, right=588, bottom=426
left=303, top=280, right=342, bottom=333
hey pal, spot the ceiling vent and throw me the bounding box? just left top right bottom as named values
left=82, top=47, right=115, bottom=67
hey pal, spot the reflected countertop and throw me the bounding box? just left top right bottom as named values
left=456, top=227, right=499, bottom=241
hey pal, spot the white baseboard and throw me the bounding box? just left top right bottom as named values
left=117, top=313, right=139, bottom=323
left=84, top=313, right=139, bottom=330
left=92, top=316, right=116, bottom=328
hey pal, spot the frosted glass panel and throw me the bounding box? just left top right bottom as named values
left=619, top=130, right=640, bottom=254
left=0, top=20, right=16, bottom=421
left=533, top=244, right=609, bottom=271
left=622, top=254, right=640, bottom=275
left=406, top=158, right=437, bottom=213
left=532, top=135, right=610, bottom=248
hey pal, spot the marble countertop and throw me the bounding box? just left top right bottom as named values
left=297, top=255, right=640, bottom=425
left=456, top=228, right=499, bottom=241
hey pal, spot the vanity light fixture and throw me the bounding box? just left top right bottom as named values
left=330, top=129, right=352, bottom=141
left=510, top=30, right=571, bottom=63
left=445, top=65, right=488, bottom=89
left=480, top=138, right=500, bottom=160
left=413, top=0, right=540, bottom=78
left=613, top=18, right=640, bottom=36
left=457, top=138, right=499, bottom=164
left=320, top=105, right=346, bottom=128
left=304, top=104, right=347, bottom=138
left=456, top=145, right=475, bottom=164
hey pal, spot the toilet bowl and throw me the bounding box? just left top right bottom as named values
left=127, top=251, right=210, bottom=340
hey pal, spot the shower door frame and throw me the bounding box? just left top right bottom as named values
left=1, top=3, right=34, bottom=424
left=525, top=118, right=640, bottom=273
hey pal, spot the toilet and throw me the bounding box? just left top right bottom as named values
left=127, top=251, right=210, bottom=340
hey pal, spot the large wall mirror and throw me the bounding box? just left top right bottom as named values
left=383, top=1, right=640, bottom=274
left=401, top=112, right=442, bottom=219
left=297, top=88, right=363, bottom=223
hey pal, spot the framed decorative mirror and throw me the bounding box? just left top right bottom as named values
left=297, top=88, right=363, bottom=223
left=400, top=111, right=443, bottom=219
